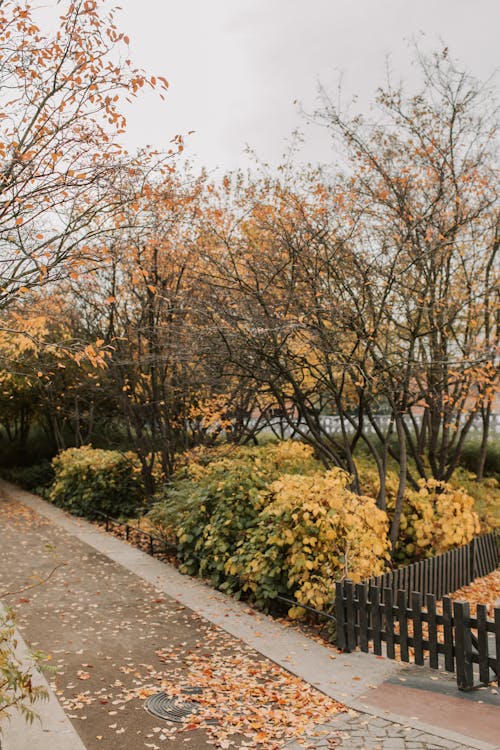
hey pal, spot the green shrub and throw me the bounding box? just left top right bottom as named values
left=149, top=443, right=390, bottom=610
left=48, top=446, right=144, bottom=519
left=148, top=442, right=322, bottom=588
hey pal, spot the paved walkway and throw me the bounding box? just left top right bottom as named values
left=285, top=711, right=481, bottom=749
left=0, top=482, right=498, bottom=750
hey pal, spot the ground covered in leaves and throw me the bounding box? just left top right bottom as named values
left=451, top=568, right=500, bottom=617
left=0, top=492, right=344, bottom=749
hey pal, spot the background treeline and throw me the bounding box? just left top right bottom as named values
left=0, top=51, right=498, bottom=550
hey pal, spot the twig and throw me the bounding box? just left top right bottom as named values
left=0, top=562, right=66, bottom=599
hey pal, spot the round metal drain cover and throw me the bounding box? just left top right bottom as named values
left=144, top=690, right=201, bottom=723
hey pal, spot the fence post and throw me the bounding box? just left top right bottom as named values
left=442, top=596, right=454, bottom=672
left=495, top=606, right=500, bottom=681
left=454, top=600, right=474, bottom=690
left=370, top=585, right=382, bottom=656
left=384, top=588, right=395, bottom=659
left=469, top=536, right=475, bottom=581
left=335, top=582, right=346, bottom=651
left=425, top=593, right=438, bottom=669
left=476, top=604, right=490, bottom=685
left=397, top=590, right=409, bottom=662
left=356, top=583, right=369, bottom=652
left=344, top=580, right=357, bottom=651
left=412, top=591, right=424, bottom=666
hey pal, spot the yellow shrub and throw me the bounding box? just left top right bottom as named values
left=405, top=479, right=481, bottom=554
left=227, top=468, right=390, bottom=611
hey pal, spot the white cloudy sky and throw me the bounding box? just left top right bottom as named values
left=49, top=0, right=500, bottom=173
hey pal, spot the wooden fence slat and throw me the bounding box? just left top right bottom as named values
left=371, top=585, right=382, bottom=656
left=475, top=537, right=483, bottom=578
left=447, top=550, right=453, bottom=594
left=440, top=552, right=446, bottom=598
left=426, top=593, right=438, bottom=669
left=488, top=535, right=496, bottom=569
left=476, top=604, right=490, bottom=685
left=437, top=551, right=443, bottom=595
left=482, top=534, right=491, bottom=574
left=442, top=596, right=454, bottom=672
left=412, top=591, right=424, bottom=666
left=357, top=584, right=369, bottom=652
left=476, top=536, right=486, bottom=578
left=468, top=537, right=474, bottom=583
left=384, top=588, right=395, bottom=659
left=454, top=600, right=474, bottom=690
left=398, top=590, right=409, bottom=662
left=441, top=552, right=447, bottom=598
left=408, top=566, right=414, bottom=607
left=394, top=568, right=401, bottom=595
left=345, top=580, right=356, bottom=651
left=484, top=534, right=492, bottom=573
left=452, top=548, right=457, bottom=592
left=335, top=582, right=346, bottom=651
left=495, top=607, right=500, bottom=681
left=402, top=566, right=409, bottom=605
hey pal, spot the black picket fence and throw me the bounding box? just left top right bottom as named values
left=335, top=532, right=500, bottom=690
left=365, top=531, right=498, bottom=606
left=335, top=581, right=500, bottom=690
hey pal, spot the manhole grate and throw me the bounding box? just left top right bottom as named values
left=144, top=689, right=202, bottom=723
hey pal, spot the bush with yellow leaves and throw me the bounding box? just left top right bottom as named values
left=397, top=479, right=481, bottom=559
left=48, top=446, right=144, bottom=519
left=148, top=441, right=323, bottom=588
left=149, top=443, right=390, bottom=610
left=358, top=456, right=482, bottom=562
left=225, top=468, right=391, bottom=613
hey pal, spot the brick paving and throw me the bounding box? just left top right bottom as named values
left=284, top=711, right=475, bottom=749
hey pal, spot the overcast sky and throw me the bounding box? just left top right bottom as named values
left=51, top=1, right=500, bottom=173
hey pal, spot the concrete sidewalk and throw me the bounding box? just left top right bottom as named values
left=0, top=482, right=498, bottom=750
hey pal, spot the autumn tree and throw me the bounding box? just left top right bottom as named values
left=0, top=0, right=168, bottom=307
left=200, top=50, right=498, bottom=548
left=314, top=50, right=498, bottom=490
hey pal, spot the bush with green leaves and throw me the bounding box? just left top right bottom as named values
left=48, top=446, right=144, bottom=519
left=0, top=609, right=48, bottom=732
left=148, top=443, right=390, bottom=610
left=148, top=442, right=322, bottom=589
